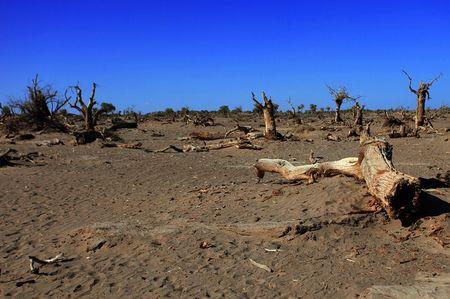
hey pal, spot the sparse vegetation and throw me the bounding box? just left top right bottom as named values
left=100, top=102, right=116, bottom=115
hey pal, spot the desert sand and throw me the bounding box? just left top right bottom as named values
left=1, top=112, right=449, bottom=298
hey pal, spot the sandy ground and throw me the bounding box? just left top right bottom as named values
left=1, top=113, right=450, bottom=298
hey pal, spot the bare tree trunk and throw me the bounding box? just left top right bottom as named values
left=263, top=106, right=277, bottom=139
left=415, top=95, right=425, bottom=128
left=85, top=114, right=95, bottom=132
left=252, top=92, right=279, bottom=140
left=334, top=104, right=342, bottom=123
left=255, top=137, right=422, bottom=225
left=354, top=103, right=363, bottom=126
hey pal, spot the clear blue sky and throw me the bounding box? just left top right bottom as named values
left=1, top=0, right=449, bottom=112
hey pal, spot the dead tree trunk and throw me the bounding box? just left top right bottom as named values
left=255, top=137, right=422, bottom=225
left=402, top=70, right=442, bottom=129
left=415, top=94, right=426, bottom=128
left=335, top=103, right=342, bottom=123
left=252, top=92, right=279, bottom=140
left=353, top=102, right=364, bottom=127
left=70, top=83, right=105, bottom=132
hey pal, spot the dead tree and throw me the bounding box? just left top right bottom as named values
left=252, top=92, right=279, bottom=140
left=69, top=83, right=105, bottom=132
left=353, top=101, right=364, bottom=126
left=326, top=85, right=358, bottom=123
left=255, top=136, right=422, bottom=225
left=287, top=97, right=302, bottom=124
left=9, top=75, right=69, bottom=131
left=402, top=70, right=442, bottom=129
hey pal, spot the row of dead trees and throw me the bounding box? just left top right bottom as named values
left=1, top=71, right=443, bottom=143
left=0, top=75, right=123, bottom=144
left=251, top=71, right=442, bottom=140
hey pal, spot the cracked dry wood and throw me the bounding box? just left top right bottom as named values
left=255, top=137, right=422, bottom=225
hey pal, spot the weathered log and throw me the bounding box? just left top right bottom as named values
left=255, top=137, right=422, bottom=225
left=358, top=138, right=421, bottom=223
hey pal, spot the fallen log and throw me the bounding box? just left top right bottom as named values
left=255, top=137, right=422, bottom=225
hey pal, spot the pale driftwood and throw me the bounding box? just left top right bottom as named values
left=255, top=157, right=360, bottom=183
left=255, top=137, right=422, bottom=225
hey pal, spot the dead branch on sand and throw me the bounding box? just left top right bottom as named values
left=156, top=139, right=262, bottom=153
left=29, top=253, right=64, bottom=274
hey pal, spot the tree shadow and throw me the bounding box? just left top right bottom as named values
left=419, top=177, right=448, bottom=189
left=417, top=191, right=450, bottom=218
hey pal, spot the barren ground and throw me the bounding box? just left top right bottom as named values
left=1, top=113, right=450, bottom=298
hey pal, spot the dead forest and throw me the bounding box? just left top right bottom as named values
left=1, top=74, right=450, bottom=297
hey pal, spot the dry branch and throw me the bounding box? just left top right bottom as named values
left=157, top=139, right=262, bottom=153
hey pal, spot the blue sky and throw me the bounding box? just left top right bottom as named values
left=1, top=0, right=449, bottom=112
